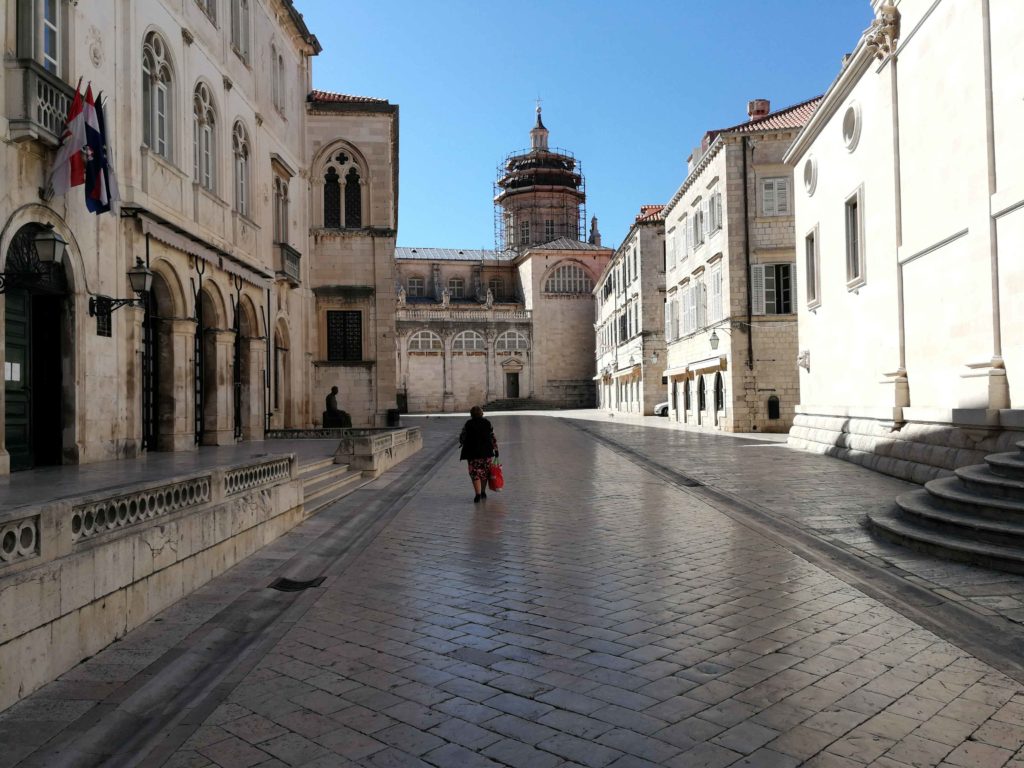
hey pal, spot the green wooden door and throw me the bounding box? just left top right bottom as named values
left=5, top=290, right=32, bottom=471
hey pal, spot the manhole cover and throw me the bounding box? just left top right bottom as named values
left=268, top=576, right=325, bottom=592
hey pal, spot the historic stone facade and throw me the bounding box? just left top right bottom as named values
left=661, top=97, right=819, bottom=433
left=0, top=0, right=397, bottom=474
left=394, top=112, right=611, bottom=413
left=594, top=206, right=667, bottom=415
left=784, top=0, right=1024, bottom=481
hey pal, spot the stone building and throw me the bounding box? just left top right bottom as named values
left=594, top=205, right=667, bottom=415
left=394, top=109, right=612, bottom=413
left=662, top=97, right=819, bottom=433
left=784, top=0, right=1024, bottom=481
left=0, top=0, right=397, bottom=474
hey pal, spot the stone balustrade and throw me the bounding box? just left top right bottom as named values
left=0, top=454, right=302, bottom=711
left=335, top=427, right=423, bottom=477
left=397, top=308, right=531, bottom=322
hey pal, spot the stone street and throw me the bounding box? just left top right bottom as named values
left=3, top=415, right=1024, bottom=767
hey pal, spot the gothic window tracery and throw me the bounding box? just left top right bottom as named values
left=232, top=121, right=250, bottom=215
left=322, top=150, right=364, bottom=229
left=345, top=167, right=362, bottom=228
left=193, top=82, right=216, bottom=191
left=142, top=32, right=173, bottom=158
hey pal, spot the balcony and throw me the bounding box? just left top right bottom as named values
left=276, top=243, right=301, bottom=285
left=397, top=307, right=531, bottom=323
left=7, top=60, right=75, bottom=146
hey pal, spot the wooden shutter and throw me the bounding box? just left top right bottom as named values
left=701, top=198, right=711, bottom=240
left=751, top=264, right=766, bottom=315
left=776, top=178, right=790, bottom=215
left=696, top=282, right=707, bottom=328
left=667, top=232, right=676, bottom=268
left=685, top=216, right=693, bottom=254
left=762, top=179, right=775, bottom=216
left=711, top=268, right=723, bottom=322
left=715, top=193, right=723, bottom=231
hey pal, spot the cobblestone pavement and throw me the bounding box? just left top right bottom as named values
left=5, top=416, right=1024, bottom=767
left=560, top=417, right=1024, bottom=628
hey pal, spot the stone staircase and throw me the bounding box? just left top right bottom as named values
left=867, top=440, right=1024, bottom=573
left=299, top=456, right=367, bottom=514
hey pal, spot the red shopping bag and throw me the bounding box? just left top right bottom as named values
left=488, top=462, right=504, bottom=491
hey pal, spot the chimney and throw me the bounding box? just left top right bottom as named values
left=747, top=99, right=771, bottom=121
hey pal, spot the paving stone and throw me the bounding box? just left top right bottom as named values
left=481, top=737, right=564, bottom=768
left=711, top=720, right=780, bottom=754
left=198, top=736, right=271, bottom=768
left=537, top=731, right=624, bottom=767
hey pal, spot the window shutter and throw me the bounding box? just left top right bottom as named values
left=702, top=199, right=711, bottom=239
left=751, top=265, right=766, bottom=315
left=696, top=282, right=707, bottom=328
left=665, top=302, right=671, bottom=340
left=667, top=234, right=676, bottom=268
left=762, top=180, right=775, bottom=217
left=711, top=269, right=722, bottom=322
left=715, top=193, right=723, bottom=231
left=776, top=178, right=790, bottom=215
left=685, top=217, right=693, bottom=254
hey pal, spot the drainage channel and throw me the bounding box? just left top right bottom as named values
left=569, top=420, right=1024, bottom=686
left=20, top=429, right=460, bottom=768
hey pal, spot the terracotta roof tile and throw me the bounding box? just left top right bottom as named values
left=308, top=89, right=390, bottom=105
left=635, top=205, right=665, bottom=223
left=709, top=96, right=823, bottom=139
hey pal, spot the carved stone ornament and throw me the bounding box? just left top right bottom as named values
left=396, top=287, right=406, bottom=307
left=441, top=288, right=450, bottom=307
left=87, top=26, right=103, bottom=67
left=485, top=288, right=494, bottom=308
left=797, top=350, right=811, bottom=372
left=223, top=76, right=233, bottom=91
left=181, top=27, right=195, bottom=46
left=864, top=4, right=900, bottom=60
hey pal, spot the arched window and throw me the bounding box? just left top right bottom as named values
left=232, top=121, right=250, bottom=216
left=142, top=32, right=172, bottom=159
left=324, top=167, right=341, bottom=228
left=545, top=262, right=593, bottom=294
left=408, top=330, right=442, bottom=352
left=714, top=372, right=724, bottom=412
left=193, top=83, right=216, bottom=191
left=683, top=379, right=691, bottom=411
left=230, top=0, right=250, bottom=60
left=768, top=395, right=781, bottom=420
left=448, top=277, right=465, bottom=299
left=496, top=330, right=529, bottom=352
left=345, top=167, right=362, bottom=228
left=698, top=376, right=706, bottom=411
left=453, top=331, right=485, bottom=352
left=273, top=175, right=289, bottom=242
left=488, top=277, right=504, bottom=299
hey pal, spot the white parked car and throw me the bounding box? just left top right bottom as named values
left=654, top=401, right=669, bottom=417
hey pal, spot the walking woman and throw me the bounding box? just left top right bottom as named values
left=459, top=406, right=498, bottom=502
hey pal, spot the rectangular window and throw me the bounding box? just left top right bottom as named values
left=845, top=189, right=865, bottom=288
left=805, top=228, right=820, bottom=307
left=407, top=276, right=424, bottom=297
left=155, top=84, right=168, bottom=156
left=519, top=220, right=530, bottom=246
left=618, top=313, right=627, bottom=342
left=692, top=201, right=705, bottom=247
left=326, top=310, right=362, bottom=362
left=762, top=177, right=790, bottom=216
left=544, top=219, right=555, bottom=241
left=42, top=0, right=60, bottom=73
left=448, top=279, right=465, bottom=299
left=752, top=264, right=794, bottom=315
left=666, top=228, right=676, bottom=270
left=709, top=191, right=723, bottom=233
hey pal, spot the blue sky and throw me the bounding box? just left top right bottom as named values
left=296, top=1, right=873, bottom=251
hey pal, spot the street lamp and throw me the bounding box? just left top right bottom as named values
left=709, top=330, right=720, bottom=350
left=89, top=258, right=154, bottom=316
left=0, top=225, right=68, bottom=293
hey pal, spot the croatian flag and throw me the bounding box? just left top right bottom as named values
left=84, top=86, right=119, bottom=214
left=47, top=80, right=87, bottom=197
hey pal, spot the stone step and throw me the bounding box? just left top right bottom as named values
left=894, top=490, right=1024, bottom=546
left=299, top=457, right=336, bottom=478
left=955, top=463, right=1024, bottom=500
left=303, top=467, right=365, bottom=513
left=985, top=451, right=1024, bottom=480
left=923, top=476, right=1024, bottom=518
left=867, top=507, right=1024, bottom=574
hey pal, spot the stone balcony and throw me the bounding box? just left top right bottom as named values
left=275, top=242, right=302, bottom=285
left=6, top=59, right=75, bottom=147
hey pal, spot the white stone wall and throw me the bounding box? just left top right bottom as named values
left=785, top=0, right=1024, bottom=480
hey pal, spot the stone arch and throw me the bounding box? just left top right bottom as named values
left=149, top=258, right=188, bottom=318
left=312, top=139, right=371, bottom=229
left=0, top=213, right=80, bottom=471
left=234, top=292, right=262, bottom=439
left=272, top=316, right=293, bottom=428
left=541, top=259, right=596, bottom=294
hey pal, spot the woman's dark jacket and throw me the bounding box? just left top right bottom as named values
left=459, top=417, right=496, bottom=461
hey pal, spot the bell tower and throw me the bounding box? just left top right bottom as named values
left=494, top=106, right=586, bottom=254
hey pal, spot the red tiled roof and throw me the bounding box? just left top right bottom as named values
left=308, top=89, right=390, bottom=104
left=635, top=205, right=665, bottom=223
left=709, top=96, right=823, bottom=139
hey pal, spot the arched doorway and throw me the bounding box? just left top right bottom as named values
left=697, top=375, right=706, bottom=426
left=235, top=296, right=259, bottom=439
left=143, top=271, right=177, bottom=451
left=683, top=378, right=691, bottom=424
left=197, top=286, right=223, bottom=444
left=714, top=372, right=724, bottom=427
left=3, top=225, right=70, bottom=471
left=273, top=319, right=291, bottom=428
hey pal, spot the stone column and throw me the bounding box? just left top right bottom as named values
left=442, top=329, right=455, bottom=413
left=202, top=329, right=237, bottom=446
left=484, top=328, right=497, bottom=403
left=164, top=319, right=199, bottom=452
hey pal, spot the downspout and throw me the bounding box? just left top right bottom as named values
left=742, top=136, right=753, bottom=370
